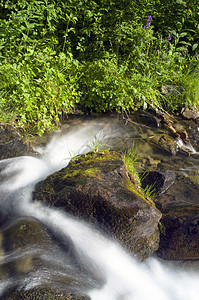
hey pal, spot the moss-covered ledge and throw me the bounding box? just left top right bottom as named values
left=33, top=151, right=162, bottom=260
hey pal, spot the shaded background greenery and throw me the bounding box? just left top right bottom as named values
left=0, top=0, right=198, bottom=134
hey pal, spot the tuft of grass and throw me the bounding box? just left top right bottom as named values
left=141, top=184, right=157, bottom=201
left=124, top=148, right=158, bottom=201
left=139, top=171, right=158, bottom=201
left=123, top=146, right=141, bottom=186
left=183, top=64, right=199, bottom=110
left=86, top=128, right=110, bottom=153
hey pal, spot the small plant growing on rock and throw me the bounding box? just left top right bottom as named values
left=123, top=146, right=141, bottom=187
left=86, top=128, right=110, bottom=153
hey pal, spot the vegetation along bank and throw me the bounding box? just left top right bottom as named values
left=0, top=0, right=198, bottom=136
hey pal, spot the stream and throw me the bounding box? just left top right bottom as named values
left=0, top=115, right=199, bottom=299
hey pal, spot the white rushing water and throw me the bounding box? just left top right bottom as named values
left=0, top=122, right=199, bottom=300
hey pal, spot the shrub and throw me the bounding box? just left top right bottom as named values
left=0, top=49, right=81, bottom=134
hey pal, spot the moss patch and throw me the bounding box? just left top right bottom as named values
left=63, top=167, right=102, bottom=180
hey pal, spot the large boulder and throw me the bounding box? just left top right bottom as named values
left=157, top=206, right=199, bottom=260
left=33, top=151, right=162, bottom=260
left=0, top=124, right=32, bottom=160
left=155, top=175, right=199, bottom=260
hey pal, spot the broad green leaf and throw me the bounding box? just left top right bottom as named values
left=192, top=44, right=198, bottom=51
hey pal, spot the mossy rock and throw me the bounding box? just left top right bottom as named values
left=33, top=151, right=161, bottom=260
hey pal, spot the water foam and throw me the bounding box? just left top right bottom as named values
left=0, top=122, right=199, bottom=299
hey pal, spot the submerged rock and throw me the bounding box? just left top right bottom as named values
left=33, top=151, right=162, bottom=260
left=0, top=124, right=32, bottom=159
left=2, top=219, right=52, bottom=274
left=0, top=218, right=101, bottom=298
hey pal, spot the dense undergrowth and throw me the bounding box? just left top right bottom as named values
left=0, top=0, right=198, bottom=135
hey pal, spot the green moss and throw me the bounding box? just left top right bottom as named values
left=63, top=167, right=102, bottom=180
left=70, top=150, right=121, bottom=166
left=123, top=149, right=158, bottom=209
left=124, top=174, right=157, bottom=209
left=84, top=167, right=102, bottom=178
left=62, top=151, right=121, bottom=180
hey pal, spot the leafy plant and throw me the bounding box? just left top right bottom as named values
left=0, top=0, right=198, bottom=135
left=0, top=49, right=81, bottom=135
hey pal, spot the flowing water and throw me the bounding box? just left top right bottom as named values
left=0, top=117, right=199, bottom=299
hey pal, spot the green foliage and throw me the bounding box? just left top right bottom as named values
left=123, top=147, right=157, bottom=200
left=0, top=48, right=81, bottom=134
left=0, top=0, right=198, bottom=135
left=123, top=146, right=141, bottom=185
left=183, top=64, right=199, bottom=109
left=141, top=183, right=157, bottom=201
left=80, top=57, right=138, bottom=112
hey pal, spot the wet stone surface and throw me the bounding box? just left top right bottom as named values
left=33, top=151, right=162, bottom=261
left=0, top=124, right=34, bottom=160
left=126, top=111, right=199, bottom=260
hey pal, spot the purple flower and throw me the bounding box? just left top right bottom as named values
left=146, top=15, right=152, bottom=27
left=143, top=15, right=152, bottom=29
left=167, top=35, right=172, bottom=43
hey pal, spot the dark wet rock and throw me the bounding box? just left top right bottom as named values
left=0, top=124, right=33, bottom=159
left=1, top=287, right=90, bottom=300
left=155, top=175, right=199, bottom=210
left=33, top=151, right=162, bottom=260
left=157, top=206, right=199, bottom=260
left=4, top=219, right=51, bottom=251
left=146, top=132, right=196, bottom=156
left=138, top=111, right=161, bottom=127
left=2, top=219, right=52, bottom=274
left=146, top=133, right=178, bottom=155
left=141, top=170, right=175, bottom=196
left=155, top=175, right=199, bottom=260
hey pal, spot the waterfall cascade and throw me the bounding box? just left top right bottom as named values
left=0, top=121, right=199, bottom=300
